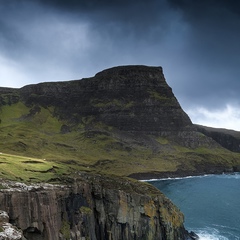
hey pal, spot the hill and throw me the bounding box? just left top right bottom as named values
left=195, top=124, right=240, bottom=154
left=0, top=65, right=240, bottom=182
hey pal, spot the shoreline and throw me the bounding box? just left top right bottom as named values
left=141, top=172, right=240, bottom=182
left=140, top=174, right=214, bottom=182
left=128, top=168, right=240, bottom=181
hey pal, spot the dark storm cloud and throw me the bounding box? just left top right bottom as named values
left=0, top=0, right=182, bottom=85
left=0, top=0, right=240, bottom=129
left=166, top=0, right=240, bottom=107
left=37, top=0, right=172, bottom=39
left=169, top=0, right=240, bottom=18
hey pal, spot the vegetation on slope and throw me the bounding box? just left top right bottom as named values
left=0, top=66, right=240, bottom=182
left=0, top=101, right=240, bottom=183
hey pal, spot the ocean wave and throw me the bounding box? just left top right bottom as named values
left=216, top=172, right=240, bottom=179
left=143, top=172, right=240, bottom=182
left=194, top=228, right=229, bottom=240
left=212, top=223, right=240, bottom=232
left=143, top=174, right=213, bottom=182
left=193, top=226, right=240, bottom=240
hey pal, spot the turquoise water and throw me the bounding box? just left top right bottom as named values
left=148, top=173, right=240, bottom=240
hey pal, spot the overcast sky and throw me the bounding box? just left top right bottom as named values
left=1, top=0, right=240, bottom=130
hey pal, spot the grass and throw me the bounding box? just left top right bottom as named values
left=0, top=102, right=240, bottom=182
left=155, top=136, right=169, bottom=145
left=60, top=220, right=71, bottom=240
left=147, top=90, right=176, bottom=105
left=0, top=152, right=71, bottom=182
left=91, top=98, right=134, bottom=110
left=148, top=90, right=169, bottom=101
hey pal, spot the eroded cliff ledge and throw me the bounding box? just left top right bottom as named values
left=18, top=65, right=192, bottom=134
left=0, top=173, right=196, bottom=240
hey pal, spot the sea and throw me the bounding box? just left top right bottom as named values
left=147, top=173, right=240, bottom=240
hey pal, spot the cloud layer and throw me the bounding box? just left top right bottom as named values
left=0, top=0, right=240, bottom=130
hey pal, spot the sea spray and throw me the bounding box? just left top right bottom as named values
left=195, top=228, right=229, bottom=240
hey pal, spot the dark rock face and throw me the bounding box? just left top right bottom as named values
left=0, top=174, right=195, bottom=240
left=0, top=88, right=19, bottom=106
left=19, top=65, right=192, bottom=134
left=195, top=124, right=240, bottom=153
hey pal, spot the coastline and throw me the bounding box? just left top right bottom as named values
left=128, top=168, right=240, bottom=181
left=140, top=174, right=214, bottom=182
left=141, top=172, right=240, bottom=182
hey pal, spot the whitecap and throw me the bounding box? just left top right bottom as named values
left=194, top=228, right=229, bottom=240
left=216, top=172, right=240, bottom=180
left=143, top=172, right=240, bottom=182
left=143, top=174, right=213, bottom=182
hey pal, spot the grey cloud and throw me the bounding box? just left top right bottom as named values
left=162, top=0, right=240, bottom=108
left=0, top=0, right=182, bottom=82
left=0, top=0, right=240, bottom=125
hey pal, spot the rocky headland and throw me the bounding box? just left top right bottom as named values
left=0, top=173, right=197, bottom=240
left=0, top=65, right=239, bottom=239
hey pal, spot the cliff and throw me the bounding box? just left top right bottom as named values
left=195, top=124, right=240, bottom=153
left=3, top=65, right=239, bottom=239
left=0, top=66, right=205, bottom=239
left=18, top=65, right=192, bottom=134
left=0, top=173, right=196, bottom=240
left=0, top=65, right=240, bottom=180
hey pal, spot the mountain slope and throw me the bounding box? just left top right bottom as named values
left=18, top=65, right=191, bottom=133
left=0, top=65, right=240, bottom=182
left=195, top=124, right=240, bottom=154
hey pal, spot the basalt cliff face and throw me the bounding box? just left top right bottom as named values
left=0, top=174, right=195, bottom=240
left=18, top=66, right=191, bottom=134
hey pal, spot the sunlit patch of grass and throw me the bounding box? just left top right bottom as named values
left=0, top=152, right=71, bottom=182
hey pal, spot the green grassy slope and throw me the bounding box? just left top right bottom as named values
left=0, top=102, right=240, bottom=182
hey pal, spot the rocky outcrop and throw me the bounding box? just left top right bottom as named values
left=0, top=210, right=23, bottom=240
left=0, top=173, right=196, bottom=240
left=0, top=88, right=19, bottom=106
left=18, top=65, right=192, bottom=134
